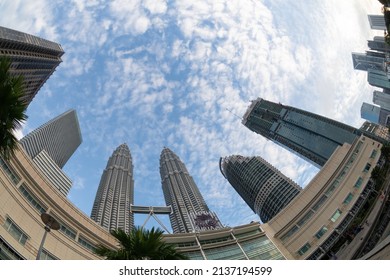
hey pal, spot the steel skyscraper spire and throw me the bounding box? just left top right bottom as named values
left=91, top=144, right=134, bottom=233
left=160, top=147, right=223, bottom=233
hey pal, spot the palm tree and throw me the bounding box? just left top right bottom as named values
left=94, top=226, right=189, bottom=260
left=0, top=57, right=28, bottom=160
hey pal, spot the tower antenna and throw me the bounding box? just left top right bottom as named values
left=226, top=108, right=242, bottom=121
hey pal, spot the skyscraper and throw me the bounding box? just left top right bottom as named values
left=368, top=68, right=390, bottom=90
left=368, top=15, right=386, bottom=31
left=160, top=147, right=223, bottom=233
left=0, top=26, right=64, bottom=105
left=373, top=90, right=390, bottom=111
left=242, top=98, right=359, bottom=168
left=20, top=109, right=82, bottom=169
left=91, top=144, right=134, bottom=233
left=368, top=36, right=388, bottom=53
left=361, top=102, right=390, bottom=127
left=352, top=52, right=384, bottom=72
left=19, top=109, right=82, bottom=196
left=219, top=155, right=301, bottom=223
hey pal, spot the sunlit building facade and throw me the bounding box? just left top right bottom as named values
left=160, top=147, right=223, bottom=233
left=261, top=135, right=382, bottom=259
left=90, top=144, right=134, bottom=233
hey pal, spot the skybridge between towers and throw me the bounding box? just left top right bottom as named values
left=130, top=205, right=173, bottom=234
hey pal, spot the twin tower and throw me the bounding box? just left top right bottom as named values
left=90, top=144, right=223, bottom=234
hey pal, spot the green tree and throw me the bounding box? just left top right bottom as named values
left=94, top=227, right=189, bottom=260
left=0, top=57, right=28, bottom=160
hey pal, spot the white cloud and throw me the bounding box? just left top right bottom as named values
left=3, top=0, right=383, bottom=228
left=143, top=0, right=167, bottom=15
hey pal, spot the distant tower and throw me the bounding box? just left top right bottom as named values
left=220, top=155, right=301, bottom=223
left=242, top=98, right=359, bottom=168
left=361, top=102, right=390, bottom=127
left=91, top=144, right=134, bottom=233
left=19, top=110, right=82, bottom=196
left=160, top=147, right=223, bottom=233
left=368, top=15, right=386, bottom=31
left=373, top=90, right=390, bottom=111
left=0, top=26, right=64, bottom=105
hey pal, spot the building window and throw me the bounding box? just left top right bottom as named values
left=363, top=163, right=371, bottom=173
left=343, top=193, right=354, bottom=205
left=39, top=249, right=58, bottom=260
left=3, top=217, right=28, bottom=245
left=354, top=177, right=363, bottom=188
left=370, top=149, right=378, bottom=158
left=297, top=242, right=311, bottom=256
left=0, top=157, right=20, bottom=185
left=330, top=209, right=342, bottom=223
left=19, top=184, right=47, bottom=214
left=280, top=225, right=299, bottom=242
left=78, top=236, right=96, bottom=252
left=315, top=226, right=328, bottom=239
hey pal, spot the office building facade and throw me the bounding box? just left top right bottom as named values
left=19, top=110, right=82, bottom=196
left=91, top=144, right=134, bottom=233
left=352, top=52, right=384, bottom=72
left=361, top=102, right=390, bottom=127
left=0, top=26, right=64, bottom=105
left=160, top=147, right=223, bottom=233
left=368, top=36, right=388, bottom=53
left=242, top=98, right=359, bottom=168
left=20, top=110, right=82, bottom=169
left=220, top=155, right=301, bottom=223
left=368, top=68, right=390, bottom=90
left=368, top=15, right=386, bottom=31
left=373, top=90, right=390, bottom=111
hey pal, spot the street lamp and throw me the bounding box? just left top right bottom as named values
left=36, top=213, right=60, bottom=260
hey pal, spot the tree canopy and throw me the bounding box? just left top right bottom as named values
left=94, top=226, right=189, bottom=260
left=0, top=57, right=28, bottom=160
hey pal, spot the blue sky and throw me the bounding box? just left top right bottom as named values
left=0, top=0, right=383, bottom=231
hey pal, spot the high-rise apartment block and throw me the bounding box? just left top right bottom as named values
left=19, top=109, right=82, bottom=196
left=91, top=144, right=134, bottom=233
left=160, top=147, right=223, bottom=233
left=242, top=98, right=359, bottom=168
left=220, top=155, right=301, bottom=223
left=0, top=26, right=64, bottom=105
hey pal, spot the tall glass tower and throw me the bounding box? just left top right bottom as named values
left=19, top=110, right=82, bottom=196
left=91, top=144, right=134, bottom=233
left=160, top=147, right=223, bottom=233
left=242, top=98, right=359, bottom=168
left=220, top=155, right=301, bottom=223
left=0, top=26, right=64, bottom=105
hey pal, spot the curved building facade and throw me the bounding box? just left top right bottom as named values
left=90, top=143, right=134, bottom=233
left=220, top=155, right=301, bottom=223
